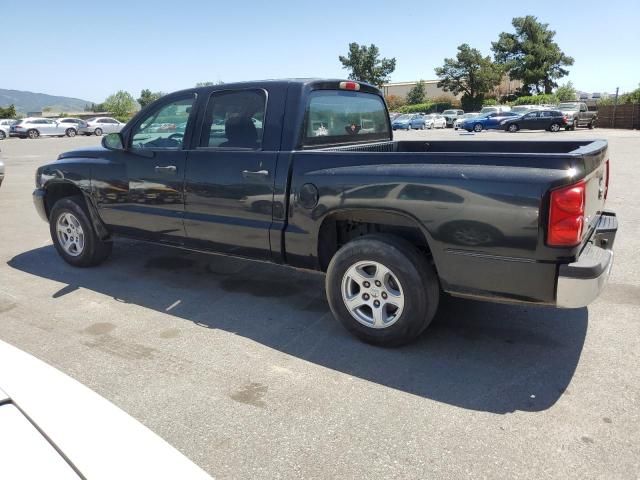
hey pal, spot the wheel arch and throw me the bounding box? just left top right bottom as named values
left=317, top=208, right=439, bottom=274
left=43, top=181, right=110, bottom=240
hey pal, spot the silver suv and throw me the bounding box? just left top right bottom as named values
left=9, top=118, right=76, bottom=139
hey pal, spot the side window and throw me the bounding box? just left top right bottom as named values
left=200, top=90, right=266, bottom=149
left=540, top=111, right=552, bottom=117
left=524, top=112, right=537, bottom=118
left=131, top=95, right=195, bottom=150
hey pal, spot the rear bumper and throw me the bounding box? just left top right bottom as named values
left=33, top=188, right=48, bottom=222
left=556, top=211, right=617, bottom=308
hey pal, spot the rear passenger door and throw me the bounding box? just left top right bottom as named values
left=520, top=111, right=539, bottom=129
left=183, top=89, right=278, bottom=259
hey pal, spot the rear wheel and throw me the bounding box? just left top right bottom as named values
left=326, top=234, right=439, bottom=347
left=65, top=128, right=76, bottom=137
left=94, top=127, right=103, bottom=136
left=49, top=196, right=112, bottom=267
left=27, top=129, right=39, bottom=139
left=549, top=123, right=561, bottom=132
left=473, top=123, right=483, bottom=132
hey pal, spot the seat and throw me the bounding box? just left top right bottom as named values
left=219, top=115, right=258, bottom=148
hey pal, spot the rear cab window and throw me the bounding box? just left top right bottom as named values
left=302, top=90, right=390, bottom=148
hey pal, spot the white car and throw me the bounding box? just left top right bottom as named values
left=0, top=119, right=16, bottom=139
left=479, top=105, right=512, bottom=115
left=454, top=113, right=479, bottom=130
left=78, top=117, right=125, bottom=136
left=425, top=114, right=447, bottom=129
left=0, top=340, right=212, bottom=479
left=9, top=117, right=76, bottom=139
left=57, top=118, right=88, bottom=137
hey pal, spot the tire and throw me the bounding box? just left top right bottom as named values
left=66, top=128, right=77, bottom=137
left=588, top=119, right=596, bottom=129
left=49, top=196, right=112, bottom=267
left=27, top=129, right=39, bottom=139
left=549, top=123, right=561, bottom=132
left=507, top=124, right=519, bottom=132
left=473, top=123, right=483, bottom=132
left=326, top=234, right=440, bottom=347
left=571, top=119, right=578, bottom=131
left=94, top=128, right=103, bottom=136
left=0, top=131, right=5, bottom=140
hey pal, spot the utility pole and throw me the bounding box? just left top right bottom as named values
left=613, top=87, right=619, bottom=128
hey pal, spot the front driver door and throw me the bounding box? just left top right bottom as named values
left=520, top=111, right=538, bottom=129
left=96, top=94, right=196, bottom=243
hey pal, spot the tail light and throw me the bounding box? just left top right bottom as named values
left=339, top=81, right=360, bottom=91
left=547, top=181, right=585, bottom=247
left=604, top=159, right=610, bottom=200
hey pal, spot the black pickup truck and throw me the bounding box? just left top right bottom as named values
left=33, top=79, right=617, bottom=346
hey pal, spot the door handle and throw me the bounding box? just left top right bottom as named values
left=155, top=165, right=177, bottom=174
left=242, top=169, right=269, bottom=178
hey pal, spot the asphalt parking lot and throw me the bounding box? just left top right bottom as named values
left=0, top=128, right=639, bottom=479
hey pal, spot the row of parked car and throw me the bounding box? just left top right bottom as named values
left=0, top=117, right=125, bottom=140
left=389, top=101, right=598, bottom=134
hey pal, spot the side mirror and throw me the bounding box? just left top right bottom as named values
left=102, top=132, right=124, bottom=151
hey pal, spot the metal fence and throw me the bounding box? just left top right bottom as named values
left=596, top=104, right=640, bottom=129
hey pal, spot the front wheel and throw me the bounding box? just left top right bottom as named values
left=326, top=234, right=440, bottom=347
left=49, top=196, right=112, bottom=267
left=0, top=131, right=5, bottom=140
left=66, top=128, right=76, bottom=137
left=473, top=123, right=483, bottom=132
left=549, top=123, right=561, bottom=132
left=588, top=119, right=596, bottom=129
left=94, top=128, right=103, bottom=136
left=507, top=124, right=519, bottom=132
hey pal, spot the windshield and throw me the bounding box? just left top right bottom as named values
left=395, top=115, right=411, bottom=121
left=442, top=110, right=457, bottom=115
left=558, top=103, right=579, bottom=110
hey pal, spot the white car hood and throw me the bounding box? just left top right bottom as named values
left=0, top=340, right=212, bottom=480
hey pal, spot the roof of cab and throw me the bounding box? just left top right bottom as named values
left=168, top=78, right=381, bottom=97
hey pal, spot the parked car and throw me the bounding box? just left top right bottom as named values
left=57, top=117, right=88, bottom=137
left=78, top=117, right=125, bottom=136
left=391, top=114, right=414, bottom=130
left=33, top=79, right=617, bottom=347
left=389, top=112, right=401, bottom=122
left=0, top=119, right=16, bottom=139
left=460, top=111, right=519, bottom=132
left=558, top=102, right=597, bottom=130
left=430, top=114, right=447, bottom=129
left=409, top=115, right=429, bottom=130
left=0, top=340, right=213, bottom=480
left=479, top=105, right=512, bottom=115
left=0, top=158, right=4, bottom=187
left=502, top=110, right=568, bottom=132
left=441, top=109, right=464, bottom=127
left=9, top=117, right=73, bottom=139
left=453, top=113, right=479, bottom=130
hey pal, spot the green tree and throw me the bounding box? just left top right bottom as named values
left=435, top=44, right=503, bottom=111
left=385, top=94, right=406, bottom=111
left=406, top=80, right=426, bottom=105
left=555, top=82, right=577, bottom=101
left=0, top=104, right=17, bottom=118
left=338, top=42, right=396, bottom=87
left=492, top=16, right=574, bottom=94
left=137, top=89, right=165, bottom=108
left=103, top=91, right=137, bottom=122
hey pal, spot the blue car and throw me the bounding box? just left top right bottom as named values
left=460, top=111, right=520, bottom=132
left=409, top=115, right=429, bottom=130
left=391, top=114, right=416, bottom=130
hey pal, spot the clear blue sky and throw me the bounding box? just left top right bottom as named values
left=3, top=0, right=639, bottom=102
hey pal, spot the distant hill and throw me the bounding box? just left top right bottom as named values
left=0, top=88, right=94, bottom=114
